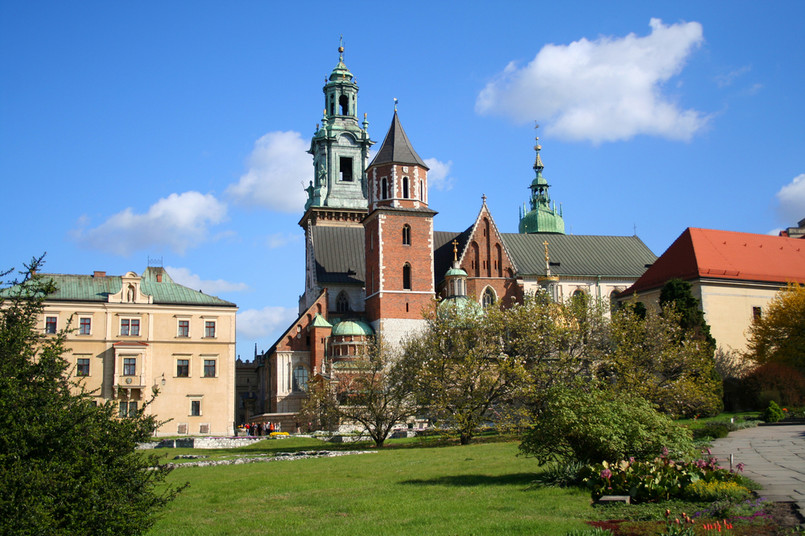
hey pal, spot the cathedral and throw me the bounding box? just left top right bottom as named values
left=243, top=46, right=657, bottom=427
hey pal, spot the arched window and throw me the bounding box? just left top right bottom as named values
left=482, top=287, right=496, bottom=308
left=292, top=366, right=308, bottom=392
left=402, top=224, right=411, bottom=245
left=403, top=263, right=412, bottom=290
left=336, top=291, right=350, bottom=313
left=402, top=176, right=409, bottom=198
left=471, top=242, right=480, bottom=277
left=339, top=94, right=349, bottom=115
left=571, top=289, right=588, bottom=309
left=496, top=243, right=503, bottom=277
left=381, top=178, right=388, bottom=199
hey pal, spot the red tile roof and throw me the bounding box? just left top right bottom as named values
left=623, top=228, right=805, bottom=295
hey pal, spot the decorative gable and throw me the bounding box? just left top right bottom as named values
left=108, top=271, right=153, bottom=305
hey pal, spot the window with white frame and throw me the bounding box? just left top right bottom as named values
left=204, top=320, right=216, bottom=338
left=203, top=359, right=216, bottom=378
left=177, top=319, right=189, bottom=337
left=176, top=359, right=189, bottom=377
left=121, top=318, right=140, bottom=336
left=123, top=357, right=136, bottom=376
left=45, top=316, right=57, bottom=334
left=79, top=317, right=91, bottom=335
left=76, top=358, right=90, bottom=377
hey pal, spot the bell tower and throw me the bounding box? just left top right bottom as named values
left=364, top=108, right=436, bottom=345
left=302, top=40, right=374, bottom=225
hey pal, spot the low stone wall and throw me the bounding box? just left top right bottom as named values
left=154, top=437, right=266, bottom=449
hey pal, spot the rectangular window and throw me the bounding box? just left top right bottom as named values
left=339, top=156, right=353, bottom=181
left=753, top=306, right=762, bottom=322
left=204, top=321, right=216, bottom=338
left=203, top=359, right=216, bottom=378
left=178, top=320, right=189, bottom=337
left=121, top=318, right=140, bottom=336
left=45, top=316, right=57, bottom=334
left=79, top=317, right=91, bottom=335
left=190, top=400, right=201, bottom=416
left=123, top=357, right=136, bottom=376
left=119, top=401, right=138, bottom=418
left=76, top=358, right=90, bottom=376
left=176, top=359, right=189, bottom=377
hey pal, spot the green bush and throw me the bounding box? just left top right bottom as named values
left=691, top=421, right=735, bottom=440
left=763, top=400, right=785, bottom=423
left=683, top=480, right=750, bottom=502
left=520, top=384, right=693, bottom=465
left=580, top=450, right=750, bottom=503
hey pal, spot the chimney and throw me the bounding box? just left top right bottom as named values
left=93, top=271, right=106, bottom=278
left=156, top=273, right=163, bottom=283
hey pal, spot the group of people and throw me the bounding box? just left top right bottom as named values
left=241, top=421, right=280, bottom=436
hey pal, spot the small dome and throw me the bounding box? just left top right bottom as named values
left=331, top=320, right=373, bottom=337
left=445, top=267, right=468, bottom=278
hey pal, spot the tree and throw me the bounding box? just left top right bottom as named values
left=0, top=258, right=183, bottom=535
left=299, top=338, right=418, bottom=448
left=745, top=282, right=805, bottom=374
left=402, top=300, right=528, bottom=445
left=599, top=304, right=722, bottom=418
left=659, top=278, right=716, bottom=349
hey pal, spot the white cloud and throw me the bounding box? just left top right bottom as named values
left=424, top=158, right=455, bottom=191
left=227, top=131, right=312, bottom=212
left=165, top=266, right=249, bottom=294
left=73, top=191, right=227, bottom=255
left=476, top=18, right=708, bottom=143
left=775, top=174, right=805, bottom=224
left=237, top=306, right=298, bottom=341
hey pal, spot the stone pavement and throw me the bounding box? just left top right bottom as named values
left=709, top=424, right=805, bottom=525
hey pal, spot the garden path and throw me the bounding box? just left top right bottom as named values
left=709, top=424, right=805, bottom=526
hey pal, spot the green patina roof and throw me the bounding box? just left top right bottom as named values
left=331, top=319, right=373, bottom=337
left=311, top=313, right=333, bottom=328
left=519, top=203, right=565, bottom=234
left=37, top=267, right=236, bottom=307
left=445, top=267, right=468, bottom=277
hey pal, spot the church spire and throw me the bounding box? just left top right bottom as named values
left=518, top=124, right=565, bottom=235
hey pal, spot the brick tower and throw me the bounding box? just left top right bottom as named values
left=364, top=109, right=436, bottom=345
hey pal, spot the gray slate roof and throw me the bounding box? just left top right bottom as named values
left=369, top=112, right=428, bottom=169
left=502, top=233, right=656, bottom=277
left=311, top=226, right=365, bottom=284
left=313, top=227, right=655, bottom=286
left=36, top=267, right=236, bottom=307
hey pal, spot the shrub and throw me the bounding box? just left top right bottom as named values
left=520, top=384, right=693, bottom=465
left=683, top=480, right=750, bottom=502
left=691, top=421, right=735, bottom=440
left=763, top=400, right=785, bottom=423
left=580, top=449, right=748, bottom=503
left=533, top=460, right=587, bottom=488
left=743, top=363, right=805, bottom=408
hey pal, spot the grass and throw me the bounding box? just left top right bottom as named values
left=147, top=438, right=593, bottom=536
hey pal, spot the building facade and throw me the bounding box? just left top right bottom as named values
left=38, top=267, right=237, bottom=436
left=619, top=227, right=805, bottom=353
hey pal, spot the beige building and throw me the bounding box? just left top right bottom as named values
left=39, top=267, right=237, bottom=437
left=619, top=227, right=805, bottom=353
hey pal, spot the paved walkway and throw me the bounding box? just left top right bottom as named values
left=709, top=424, right=805, bottom=524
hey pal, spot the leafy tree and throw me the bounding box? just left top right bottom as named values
left=0, top=258, right=183, bottom=536
left=402, top=301, right=527, bottom=445
left=599, top=304, right=722, bottom=418
left=299, top=338, right=418, bottom=447
left=745, top=282, right=805, bottom=374
left=519, top=382, right=693, bottom=465
left=659, top=278, right=716, bottom=348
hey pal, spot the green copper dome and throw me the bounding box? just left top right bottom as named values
left=331, top=319, right=373, bottom=337
left=445, top=267, right=468, bottom=277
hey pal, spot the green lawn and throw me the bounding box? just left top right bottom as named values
left=147, top=438, right=592, bottom=536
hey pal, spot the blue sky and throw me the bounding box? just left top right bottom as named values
left=2, top=1, right=804, bottom=358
